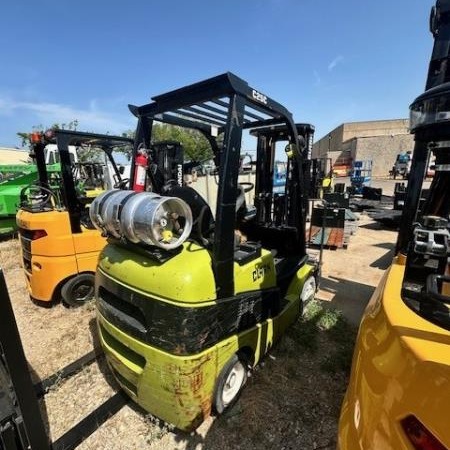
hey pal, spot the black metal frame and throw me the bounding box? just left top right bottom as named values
left=310, top=157, right=332, bottom=199
left=0, top=269, right=51, bottom=449
left=128, top=72, right=309, bottom=298
left=150, top=140, right=185, bottom=189
left=249, top=122, right=314, bottom=239
left=0, top=269, right=128, bottom=450
left=29, top=130, right=133, bottom=234
left=397, top=0, right=450, bottom=330
left=397, top=0, right=450, bottom=251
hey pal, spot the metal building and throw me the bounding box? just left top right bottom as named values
left=312, top=119, right=413, bottom=177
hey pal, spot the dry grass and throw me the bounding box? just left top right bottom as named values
left=0, top=238, right=96, bottom=381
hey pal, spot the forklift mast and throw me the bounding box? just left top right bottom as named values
left=250, top=123, right=314, bottom=231
left=398, top=0, right=450, bottom=329
left=310, top=157, right=332, bottom=199
left=128, top=72, right=308, bottom=298
left=23, top=130, right=133, bottom=234
left=398, top=0, right=450, bottom=251
left=426, top=0, right=450, bottom=90
left=149, top=140, right=184, bottom=190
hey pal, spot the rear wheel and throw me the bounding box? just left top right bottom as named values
left=61, top=273, right=95, bottom=307
left=213, top=353, right=248, bottom=415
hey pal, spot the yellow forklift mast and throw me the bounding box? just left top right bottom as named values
left=16, top=130, right=132, bottom=306
left=339, top=2, right=450, bottom=449
left=92, top=73, right=319, bottom=430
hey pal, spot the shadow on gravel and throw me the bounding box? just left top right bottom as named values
left=372, top=242, right=395, bottom=250
left=0, top=231, right=17, bottom=242
left=370, top=249, right=394, bottom=270
left=358, top=220, right=386, bottom=231
left=31, top=364, right=51, bottom=439
left=317, top=276, right=375, bottom=326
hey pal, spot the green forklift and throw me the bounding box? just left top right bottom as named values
left=92, top=72, right=318, bottom=430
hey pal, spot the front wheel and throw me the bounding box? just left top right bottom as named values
left=213, top=353, right=248, bottom=415
left=61, top=273, right=95, bottom=307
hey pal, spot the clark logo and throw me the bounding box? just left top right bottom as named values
left=252, top=263, right=271, bottom=281
left=252, top=89, right=268, bottom=105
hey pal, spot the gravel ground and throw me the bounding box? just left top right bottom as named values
left=0, top=209, right=396, bottom=449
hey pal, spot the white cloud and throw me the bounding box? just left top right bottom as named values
left=328, top=55, right=344, bottom=72
left=0, top=96, right=134, bottom=134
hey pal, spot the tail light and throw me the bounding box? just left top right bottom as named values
left=19, top=228, right=47, bottom=241
left=30, top=132, right=42, bottom=143
left=31, top=229, right=47, bottom=240
left=401, top=415, right=447, bottom=450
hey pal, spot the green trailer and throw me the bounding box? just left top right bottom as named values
left=0, top=164, right=60, bottom=235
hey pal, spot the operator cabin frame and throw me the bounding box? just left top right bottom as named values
left=128, top=72, right=309, bottom=299
left=26, top=130, right=133, bottom=232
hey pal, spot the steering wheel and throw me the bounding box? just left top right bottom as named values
left=113, top=178, right=130, bottom=189
left=236, top=182, right=254, bottom=212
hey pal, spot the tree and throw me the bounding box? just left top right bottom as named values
left=17, top=120, right=215, bottom=163
left=16, top=120, right=110, bottom=163
left=152, top=123, right=213, bottom=162
left=119, top=124, right=214, bottom=162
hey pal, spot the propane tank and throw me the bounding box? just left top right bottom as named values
left=120, top=192, right=192, bottom=250
left=89, top=190, right=137, bottom=237
left=133, top=149, right=148, bottom=192
left=89, top=190, right=193, bottom=250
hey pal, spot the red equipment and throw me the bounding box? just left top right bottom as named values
left=133, top=150, right=148, bottom=192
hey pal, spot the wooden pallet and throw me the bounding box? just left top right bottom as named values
left=306, top=225, right=345, bottom=249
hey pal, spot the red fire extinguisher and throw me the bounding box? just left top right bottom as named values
left=133, top=149, right=148, bottom=192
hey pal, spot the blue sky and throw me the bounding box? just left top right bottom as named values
left=0, top=0, right=435, bottom=148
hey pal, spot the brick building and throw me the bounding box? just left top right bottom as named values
left=312, top=119, right=414, bottom=177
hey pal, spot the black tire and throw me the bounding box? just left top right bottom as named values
left=61, top=273, right=95, bottom=307
left=213, top=353, right=248, bottom=415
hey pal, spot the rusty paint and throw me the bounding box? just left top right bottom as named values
left=189, top=370, right=203, bottom=393
left=200, top=397, right=212, bottom=417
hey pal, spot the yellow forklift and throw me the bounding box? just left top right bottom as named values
left=91, top=72, right=318, bottom=430
left=339, top=2, right=450, bottom=448
left=310, top=157, right=333, bottom=198
left=16, top=130, right=132, bottom=306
